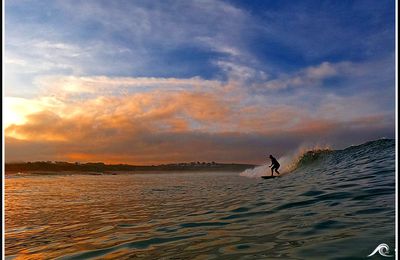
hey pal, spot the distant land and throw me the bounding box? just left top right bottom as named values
left=5, top=161, right=257, bottom=174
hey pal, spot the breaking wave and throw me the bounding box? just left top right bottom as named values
left=240, top=139, right=394, bottom=178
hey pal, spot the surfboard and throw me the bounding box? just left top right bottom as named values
left=262, top=176, right=279, bottom=179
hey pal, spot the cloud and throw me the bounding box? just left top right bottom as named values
left=5, top=112, right=393, bottom=164
left=5, top=0, right=394, bottom=95
left=4, top=1, right=395, bottom=164
left=34, top=75, right=223, bottom=97
left=215, top=60, right=269, bottom=83
left=4, top=73, right=395, bottom=164
left=5, top=0, right=259, bottom=86
left=260, top=61, right=349, bottom=90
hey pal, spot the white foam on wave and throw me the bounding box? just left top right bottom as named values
left=239, top=164, right=269, bottom=178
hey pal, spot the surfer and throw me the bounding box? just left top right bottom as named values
left=269, top=155, right=280, bottom=176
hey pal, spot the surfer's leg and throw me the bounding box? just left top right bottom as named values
left=271, top=167, right=275, bottom=176
left=275, top=165, right=280, bottom=175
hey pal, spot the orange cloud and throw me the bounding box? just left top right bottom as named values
left=5, top=75, right=394, bottom=164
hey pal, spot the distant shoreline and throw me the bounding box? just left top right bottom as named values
left=5, top=161, right=257, bottom=175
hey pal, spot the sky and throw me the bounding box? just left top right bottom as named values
left=4, top=0, right=396, bottom=165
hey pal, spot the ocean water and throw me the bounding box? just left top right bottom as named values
left=5, top=139, right=396, bottom=259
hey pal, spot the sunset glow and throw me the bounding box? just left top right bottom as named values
left=4, top=0, right=395, bottom=164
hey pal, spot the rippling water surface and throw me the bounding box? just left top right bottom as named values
left=5, top=140, right=396, bottom=259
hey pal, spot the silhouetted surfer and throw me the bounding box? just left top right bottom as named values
left=269, top=155, right=280, bottom=176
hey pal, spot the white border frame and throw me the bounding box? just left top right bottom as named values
left=1, top=0, right=399, bottom=259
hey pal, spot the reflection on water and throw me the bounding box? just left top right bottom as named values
left=5, top=167, right=395, bottom=259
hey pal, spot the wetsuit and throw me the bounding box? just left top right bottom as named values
left=270, top=156, right=280, bottom=174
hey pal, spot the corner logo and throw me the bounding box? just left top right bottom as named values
left=367, top=243, right=393, bottom=258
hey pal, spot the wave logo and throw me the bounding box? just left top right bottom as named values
left=367, top=243, right=393, bottom=258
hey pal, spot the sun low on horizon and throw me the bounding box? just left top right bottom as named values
left=4, top=0, right=395, bottom=165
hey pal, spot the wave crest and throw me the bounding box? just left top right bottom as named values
left=240, top=146, right=331, bottom=178
left=294, top=149, right=332, bottom=169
